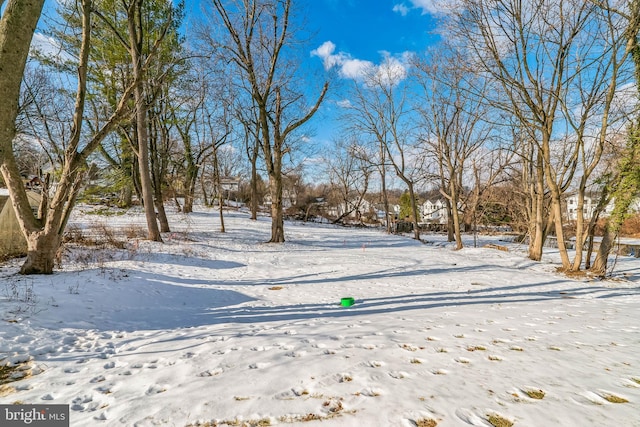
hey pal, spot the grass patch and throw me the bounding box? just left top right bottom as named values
left=401, top=344, right=419, bottom=351
left=187, top=419, right=271, bottom=427
left=268, top=286, right=284, bottom=290
left=486, top=413, right=514, bottom=427
left=602, top=393, right=628, bottom=403
left=0, top=384, right=16, bottom=397
left=84, top=207, right=127, bottom=216
left=631, top=377, right=640, bottom=385
left=467, top=346, right=487, bottom=352
left=0, top=363, right=32, bottom=386
left=524, top=389, right=545, bottom=400
left=414, top=418, right=438, bottom=427
left=339, top=374, right=353, bottom=383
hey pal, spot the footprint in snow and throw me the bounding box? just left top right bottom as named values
left=389, top=371, right=410, bottom=379
left=358, top=387, right=383, bottom=397
left=249, top=362, right=270, bottom=369
left=71, top=394, right=93, bottom=411
left=90, top=375, right=106, bottom=383
left=454, top=408, right=490, bottom=426
left=197, top=368, right=223, bottom=377
left=145, top=384, right=168, bottom=395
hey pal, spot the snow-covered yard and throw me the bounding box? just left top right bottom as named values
left=1, top=206, right=639, bottom=426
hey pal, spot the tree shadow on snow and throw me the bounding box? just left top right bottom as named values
left=200, top=282, right=640, bottom=324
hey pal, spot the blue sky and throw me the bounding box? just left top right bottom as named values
left=306, top=0, right=440, bottom=65
left=299, top=0, right=442, bottom=146
left=31, top=0, right=442, bottom=163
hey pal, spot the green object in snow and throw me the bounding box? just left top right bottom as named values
left=341, top=297, right=355, bottom=307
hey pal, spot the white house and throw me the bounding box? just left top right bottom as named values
left=565, top=194, right=597, bottom=221
left=565, top=193, right=640, bottom=221
left=420, top=199, right=448, bottom=225
left=263, top=189, right=297, bottom=209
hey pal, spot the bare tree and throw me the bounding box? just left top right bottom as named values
left=344, top=57, right=423, bottom=239
left=324, top=136, right=373, bottom=224
left=449, top=0, right=631, bottom=270
left=414, top=49, right=494, bottom=250
left=0, top=0, right=46, bottom=270
left=94, top=0, right=180, bottom=240
left=589, top=0, right=640, bottom=276
left=206, top=0, right=328, bottom=242
left=3, top=0, right=139, bottom=273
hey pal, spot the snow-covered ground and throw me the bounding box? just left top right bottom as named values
left=1, top=206, right=639, bottom=426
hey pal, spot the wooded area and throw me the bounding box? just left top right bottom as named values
left=1, top=0, right=639, bottom=276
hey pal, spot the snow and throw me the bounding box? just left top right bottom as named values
left=1, top=206, right=639, bottom=426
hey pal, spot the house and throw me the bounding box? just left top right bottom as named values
left=565, top=193, right=598, bottom=221
left=325, top=198, right=370, bottom=221
left=263, top=189, right=297, bottom=209
left=565, top=193, right=640, bottom=221
left=420, top=199, right=448, bottom=225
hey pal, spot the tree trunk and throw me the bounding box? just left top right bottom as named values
left=571, top=184, right=593, bottom=271
left=268, top=173, right=285, bottom=242
left=449, top=180, right=463, bottom=250
left=20, top=231, right=62, bottom=275
left=149, top=119, right=170, bottom=232
left=379, top=147, right=391, bottom=233
left=135, top=89, right=161, bottom=240
left=213, top=146, right=225, bottom=233
left=200, top=173, right=210, bottom=207
left=128, top=0, right=161, bottom=242
left=528, top=152, right=546, bottom=261
left=183, top=177, right=196, bottom=214
left=0, top=0, right=46, bottom=236
left=407, top=181, right=420, bottom=241
left=249, top=139, right=259, bottom=220
left=591, top=228, right=615, bottom=277
left=549, top=194, right=571, bottom=269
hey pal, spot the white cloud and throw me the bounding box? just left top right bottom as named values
left=398, top=0, right=455, bottom=16
left=30, top=32, right=72, bottom=63
left=392, top=3, right=410, bottom=16
left=312, top=41, right=411, bottom=86
left=310, top=41, right=340, bottom=69
left=340, top=58, right=375, bottom=80
left=337, top=99, right=353, bottom=108
left=371, top=54, right=410, bottom=87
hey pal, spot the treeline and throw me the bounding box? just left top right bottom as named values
left=1, top=0, right=639, bottom=277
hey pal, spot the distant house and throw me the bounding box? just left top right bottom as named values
left=565, top=194, right=598, bottom=221
left=0, top=189, right=41, bottom=258
left=220, top=176, right=240, bottom=192
left=420, top=199, right=448, bottom=225
left=263, top=189, right=297, bottom=209
left=325, top=198, right=370, bottom=221
left=564, top=193, right=640, bottom=221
